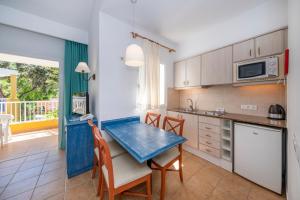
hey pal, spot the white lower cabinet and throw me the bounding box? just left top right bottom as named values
left=181, top=113, right=198, bottom=149
left=234, top=123, right=282, bottom=194
left=167, top=111, right=233, bottom=171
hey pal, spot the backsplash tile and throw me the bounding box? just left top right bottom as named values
left=175, top=84, right=286, bottom=117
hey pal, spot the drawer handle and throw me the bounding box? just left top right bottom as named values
left=205, top=127, right=211, bottom=130
left=205, top=134, right=211, bottom=137
left=253, top=132, right=258, bottom=135
left=206, top=141, right=212, bottom=145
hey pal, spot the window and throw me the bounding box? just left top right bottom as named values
left=160, top=64, right=165, bottom=105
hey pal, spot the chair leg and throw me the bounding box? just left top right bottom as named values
left=97, top=166, right=103, bottom=196
left=92, top=156, right=97, bottom=179
left=160, top=169, right=167, bottom=200
left=146, top=175, right=152, bottom=200
left=108, top=190, right=114, bottom=200
left=179, top=156, right=183, bottom=182
left=99, top=173, right=104, bottom=200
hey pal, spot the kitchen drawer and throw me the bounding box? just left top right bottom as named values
left=199, top=143, right=221, bottom=158
left=199, top=116, right=221, bottom=126
left=199, top=136, right=220, bottom=149
left=199, top=129, right=220, bottom=141
left=199, top=123, right=220, bottom=133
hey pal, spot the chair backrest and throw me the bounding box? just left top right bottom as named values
left=87, top=119, right=101, bottom=148
left=94, top=127, right=115, bottom=189
left=145, top=112, right=161, bottom=128
left=162, top=116, right=185, bottom=136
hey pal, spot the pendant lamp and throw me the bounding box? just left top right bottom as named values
left=124, top=0, right=144, bottom=67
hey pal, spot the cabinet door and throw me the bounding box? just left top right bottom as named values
left=174, top=61, right=186, bottom=88
left=255, top=30, right=285, bottom=58
left=181, top=113, right=198, bottom=149
left=201, top=46, right=233, bottom=85
left=233, top=39, right=255, bottom=62
left=186, top=56, right=201, bottom=87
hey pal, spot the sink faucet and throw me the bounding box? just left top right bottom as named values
left=186, top=98, right=193, bottom=111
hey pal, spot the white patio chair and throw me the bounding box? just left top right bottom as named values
left=0, top=114, right=14, bottom=146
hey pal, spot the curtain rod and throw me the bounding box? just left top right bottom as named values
left=131, top=32, right=176, bottom=53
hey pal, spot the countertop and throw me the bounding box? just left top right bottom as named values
left=167, top=108, right=286, bottom=129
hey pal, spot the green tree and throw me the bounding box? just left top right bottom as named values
left=0, top=61, right=59, bottom=101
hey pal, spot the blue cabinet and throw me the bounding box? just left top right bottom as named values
left=65, top=115, right=97, bottom=178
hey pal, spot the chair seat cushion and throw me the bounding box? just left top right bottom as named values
left=102, top=153, right=152, bottom=188
left=94, top=140, right=126, bottom=160
left=108, top=140, right=126, bottom=158
left=152, top=147, right=180, bottom=167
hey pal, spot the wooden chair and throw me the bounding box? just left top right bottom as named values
left=145, top=112, right=161, bottom=128
left=88, top=120, right=126, bottom=195
left=151, top=116, right=185, bottom=200
left=94, top=127, right=152, bottom=200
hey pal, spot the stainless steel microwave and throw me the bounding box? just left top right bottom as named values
left=233, top=55, right=284, bottom=83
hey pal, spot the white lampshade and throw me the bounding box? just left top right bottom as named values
left=75, top=62, right=90, bottom=73
left=125, top=44, right=144, bottom=67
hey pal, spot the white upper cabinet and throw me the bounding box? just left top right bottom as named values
left=255, top=30, right=285, bottom=58
left=186, top=56, right=201, bottom=87
left=201, top=46, right=233, bottom=86
left=233, top=39, right=255, bottom=62
left=174, top=56, right=201, bottom=88
left=174, top=61, right=186, bottom=88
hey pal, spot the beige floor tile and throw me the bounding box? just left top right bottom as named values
left=184, top=171, right=216, bottom=199
left=5, top=190, right=33, bottom=200
left=212, top=174, right=252, bottom=200
left=37, top=168, right=66, bottom=187
left=41, top=160, right=65, bottom=174
left=26, top=152, right=48, bottom=162
left=0, top=158, right=25, bottom=169
left=0, top=174, right=13, bottom=187
left=0, top=165, right=19, bottom=178
left=248, top=184, right=285, bottom=200
left=10, top=165, right=43, bottom=184
left=171, top=187, right=203, bottom=200
left=46, top=192, right=65, bottom=200
left=0, top=176, right=38, bottom=199
left=31, top=178, right=65, bottom=200
left=45, top=154, right=65, bottom=164
left=18, top=158, right=45, bottom=171
left=65, top=180, right=96, bottom=200
left=66, top=171, right=92, bottom=190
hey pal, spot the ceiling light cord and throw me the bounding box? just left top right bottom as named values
left=131, top=0, right=137, bottom=33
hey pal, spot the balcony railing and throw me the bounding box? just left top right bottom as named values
left=0, top=100, right=59, bottom=124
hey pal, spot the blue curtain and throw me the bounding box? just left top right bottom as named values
left=59, top=40, right=88, bottom=149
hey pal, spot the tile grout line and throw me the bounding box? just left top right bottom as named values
left=29, top=150, right=50, bottom=200
left=0, top=153, right=29, bottom=199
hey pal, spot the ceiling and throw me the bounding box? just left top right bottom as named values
left=100, top=0, right=274, bottom=43
left=0, top=0, right=275, bottom=44
left=0, top=0, right=95, bottom=31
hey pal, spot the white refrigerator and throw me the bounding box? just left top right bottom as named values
left=234, top=123, right=283, bottom=194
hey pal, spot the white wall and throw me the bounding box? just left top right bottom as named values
left=94, top=12, right=176, bottom=122
left=88, top=0, right=101, bottom=117
left=176, top=0, right=288, bottom=60
left=287, top=0, right=300, bottom=199
left=0, top=5, right=88, bottom=44
left=0, top=24, right=64, bottom=64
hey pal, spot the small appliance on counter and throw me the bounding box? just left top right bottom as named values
left=268, top=104, right=286, bottom=120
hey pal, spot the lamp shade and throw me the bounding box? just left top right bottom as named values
left=75, top=62, right=90, bottom=73
left=125, top=44, right=144, bottom=67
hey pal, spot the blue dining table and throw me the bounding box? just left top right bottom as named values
left=101, top=116, right=187, bottom=163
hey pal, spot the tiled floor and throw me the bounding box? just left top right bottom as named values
left=0, top=130, right=286, bottom=200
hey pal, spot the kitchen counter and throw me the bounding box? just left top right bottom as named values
left=167, top=108, right=286, bottom=129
